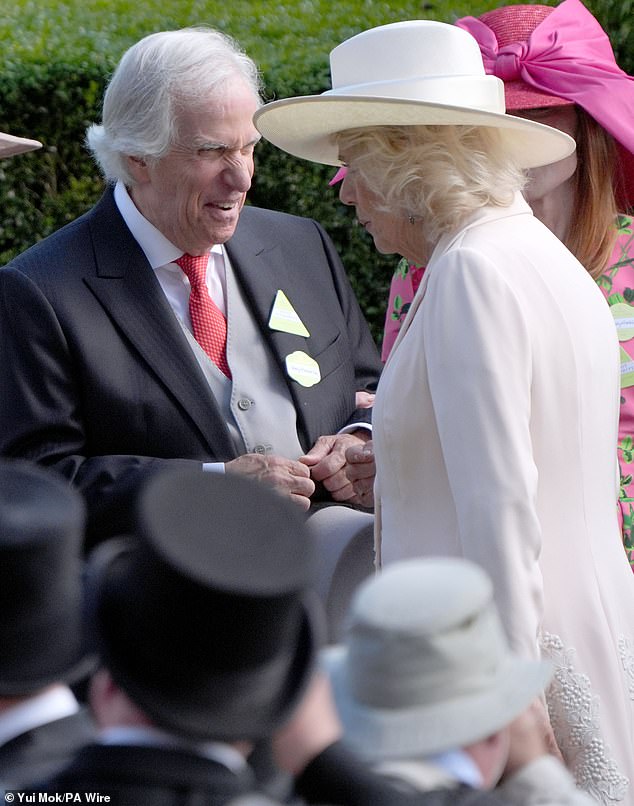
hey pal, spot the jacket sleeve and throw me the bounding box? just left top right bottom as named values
left=498, top=757, right=597, bottom=805
left=0, top=264, right=201, bottom=548
left=294, top=741, right=507, bottom=805
left=312, top=219, right=382, bottom=430
left=423, top=247, right=543, bottom=658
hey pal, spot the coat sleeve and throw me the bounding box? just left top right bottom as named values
left=295, top=741, right=507, bottom=805
left=423, top=247, right=543, bottom=658
left=311, top=219, right=382, bottom=430
left=0, top=265, right=199, bottom=548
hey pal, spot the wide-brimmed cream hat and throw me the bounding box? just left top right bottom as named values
left=0, top=130, right=41, bottom=158
left=321, top=556, right=553, bottom=760
left=254, top=20, right=575, bottom=170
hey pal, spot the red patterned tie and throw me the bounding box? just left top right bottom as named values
left=176, top=253, right=231, bottom=378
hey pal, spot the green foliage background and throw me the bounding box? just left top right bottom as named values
left=0, top=0, right=632, bottom=344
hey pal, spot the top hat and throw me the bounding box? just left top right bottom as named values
left=87, top=468, right=320, bottom=741
left=0, top=459, right=90, bottom=696
left=254, top=20, right=574, bottom=170
left=0, top=131, right=41, bottom=159
left=456, top=0, right=634, bottom=210
left=322, top=557, right=552, bottom=760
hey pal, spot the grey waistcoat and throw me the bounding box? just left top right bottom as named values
left=180, top=258, right=305, bottom=460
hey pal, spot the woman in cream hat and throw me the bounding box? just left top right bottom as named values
left=455, top=0, right=634, bottom=572
left=255, top=18, right=634, bottom=802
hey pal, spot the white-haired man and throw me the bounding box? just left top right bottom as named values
left=0, top=27, right=381, bottom=637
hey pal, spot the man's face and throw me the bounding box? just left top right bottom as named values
left=129, top=77, right=261, bottom=255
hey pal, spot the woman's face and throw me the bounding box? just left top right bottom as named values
left=513, top=106, right=578, bottom=204
left=338, top=162, right=427, bottom=263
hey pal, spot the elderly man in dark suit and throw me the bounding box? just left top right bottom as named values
left=0, top=27, right=381, bottom=635
left=0, top=460, right=95, bottom=791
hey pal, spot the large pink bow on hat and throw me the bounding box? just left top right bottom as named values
left=456, top=0, right=634, bottom=157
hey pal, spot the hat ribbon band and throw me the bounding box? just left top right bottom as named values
left=455, top=0, right=634, bottom=155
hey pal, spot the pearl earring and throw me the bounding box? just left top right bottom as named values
left=408, top=215, right=416, bottom=225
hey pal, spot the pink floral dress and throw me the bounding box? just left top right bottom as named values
left=383, top=216, right=634, bottom=568
left=596, top=214, right=634, bottom=568
left=381, top=258, right=425, bottom=361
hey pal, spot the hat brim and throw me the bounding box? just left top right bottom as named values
left=254, top=95, right=575, bottom=170
left=321, top=645, right=553, bottom=760
left=88, top=538, right=321, bottom=742
left=0, top=132, right=42, bottom=158
left=503, top=81, right=574, bottom=113
left=0, top=635, right=96, bottom=697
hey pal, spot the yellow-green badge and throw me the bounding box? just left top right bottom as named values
left=268, top=290, right=310, bottom=337
left=611, top=302, right=634, bottom=388
left=285, top=350, right=321, bottom=388
left=612, top=302, right=634, bottom=342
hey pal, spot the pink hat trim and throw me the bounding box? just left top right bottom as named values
left=329, top=166, right=347, bottom=185
left=456, top=0, right=634, bottom=162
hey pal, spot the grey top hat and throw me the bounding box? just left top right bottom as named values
left=86, top=468, right=322, bottom=742
left=322, top=557, right=552, bottom=760
left=0, top=459, right=91, bottom=696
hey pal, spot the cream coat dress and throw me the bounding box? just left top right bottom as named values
left=373, top=193, right=634, bottom=803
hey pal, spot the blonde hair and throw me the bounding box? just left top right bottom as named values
left=566, top=108, right=618, bottom=279
left=336, top=125, right=526, bottom=244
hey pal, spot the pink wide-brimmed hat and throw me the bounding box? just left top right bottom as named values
left=456, top=0, right=634, bottom=210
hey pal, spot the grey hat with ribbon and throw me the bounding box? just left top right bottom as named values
left=322, top=556, right=552, bottom=760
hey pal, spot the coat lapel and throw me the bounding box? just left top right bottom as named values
left=84, top=191, right=236, bottom=459
left=225, top=211, right=315, bottom=446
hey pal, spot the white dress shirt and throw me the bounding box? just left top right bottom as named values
left=100, top=724, right=247, bottom=772
left=0, top=685, right=79, bottom=747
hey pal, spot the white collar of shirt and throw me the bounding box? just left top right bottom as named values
left=113, top=180, right=227, bottom=316
left=114, top=180, right=182, bottom=269
left=0, top=686, right=79, bottom=747
left=99, top=724, right=247, bottom=772
left=427, top=748, right=483, bottom=788
left=376, top=750, right=482, bottom=793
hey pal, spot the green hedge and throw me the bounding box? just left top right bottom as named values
left=0, top=0, right=631, bottom=345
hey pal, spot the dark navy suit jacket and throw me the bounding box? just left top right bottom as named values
left=0, top=189, right=381, bottom=544
left=0, top=710, right=94, bottom=791
left=39, top=741, right=505, bottom=806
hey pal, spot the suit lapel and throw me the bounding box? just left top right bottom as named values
left=84, top=191, right=236, bottom=459
left=226, top=212, right=314, bottom=446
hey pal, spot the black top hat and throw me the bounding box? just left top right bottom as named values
left=0, top=459, right=91, bottom=696
left=87, top=468, right=321, bottom=742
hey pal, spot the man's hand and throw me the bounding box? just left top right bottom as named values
left=502, top=699, right=563, bottom=781
left=225, top=453, right=315, bottom=510
left=272, top=671, right=342, bottom=775
left=300, top=431, right=373, bottom=507
left=355, top=390, right=375, bottom=409
left=344, top=439, right=375, bottom=508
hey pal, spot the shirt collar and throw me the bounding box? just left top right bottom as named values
left=426, top=748, right=483, bottom=788
left=99, top=724, right=247, bottom=772
left=113, top=181, right=223, bottom=270
left=0, top=685, right=79, bottom=747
